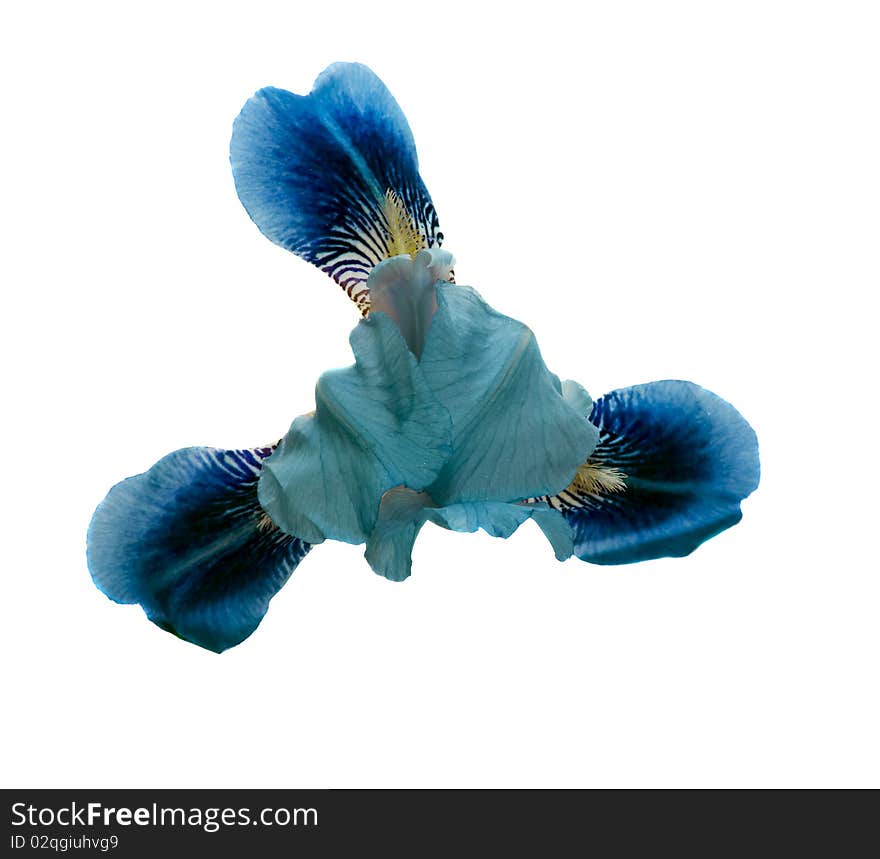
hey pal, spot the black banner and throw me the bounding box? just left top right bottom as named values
left=3, top=790, right=584, bottom=856
left=7, top=789, right=863, bottom=855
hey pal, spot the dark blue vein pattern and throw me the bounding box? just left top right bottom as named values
left=230, top=62, right=442, bottom=313
left=562, top=380, right=760, bottom=564
left=87, top=446, right=310, bottom=652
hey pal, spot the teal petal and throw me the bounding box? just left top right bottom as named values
left=527, top=506, right=576, bottom=561
left=364, top=487, right=572, bottom=582
left=364, top=486, right=433, bottom=582
left=428, top=502, right=572, bottom=560
left=259, top=313, right=452, bottom=544
left=429, top=501, right=536, bottom=535
left=420, top=285, right=599, bottom=505
left=262, top=283, right=594, bottom=576
left=561, top=378, right=594, bottom=417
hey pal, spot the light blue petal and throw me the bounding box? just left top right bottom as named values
left=260, top=282, right=594, bottom=577
left=364, top=489, right=572, bottom=582
left=364, top=486, right=433, bottom=582
left=561, top=378, right=594, bottom=417
left=415, top=246, right=455, bottom=283
left=87, top=446, right=310, bottom=653
left=367, top=254, right=437, bottom=358
left=230, top=63, right=442, bottom=308
left=427, top=502, right=571, bottom=560
left=528, top=507, right=576, bottom=561
left=428, top=501, right=535, bottom=536
left=419, top=285, right=599, bottom=505
left=259, top=313, right=452, bottom=545
left=564, top=381, right=760, bottom=564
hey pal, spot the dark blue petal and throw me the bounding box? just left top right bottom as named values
left=87, top=446, right=310, bottom=652
left=230, top=63, right=441, bottom=310
left=565, top=381, right=760, bottom=564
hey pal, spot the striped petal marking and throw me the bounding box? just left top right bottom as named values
left=87, top=446, right=310, bottom=652
left=230, top=62, right=443, bottom=314
left=554, top=380, right=760, bottom=564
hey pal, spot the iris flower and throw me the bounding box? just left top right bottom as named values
left=87, top=63, right=760, bottom=652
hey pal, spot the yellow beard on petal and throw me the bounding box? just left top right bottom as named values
left=568, top=460, right=627, bottom=496
left=383, top=189, right=426, bottom=259
left=256, top=510, right=278, bottom=533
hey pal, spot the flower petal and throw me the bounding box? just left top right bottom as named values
left=230, top=63, right=442, bottom=311
left=363, top=486, right=433, bottom=583
left=428, top=502, right=573, bottom=561
left=259, top=313, right=452, bottom=545
left=563, top=381, right=760, bottom=564
left=87, top=446, right=310, bottom=652
left=364, top=487, right=573, bottom=582
left=416, top=246, right=456, bottom=283
left=419, top=285, right=599, bottom=505
left=367, top=254, right=438, bottom=358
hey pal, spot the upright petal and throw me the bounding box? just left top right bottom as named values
left=259, top=313, right=453, bottom=545
left=367, top=254, right=438, bottom=358
left=87, top=447, right=311, bottom=653
left=419, top=285, right=599, bottom=505
left=230, top=63, right=442, bottom=311
left=563, top=381, right=760, bottom=564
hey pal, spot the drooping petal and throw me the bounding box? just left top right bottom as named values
left=563, top=380, right=760, bottom=564
left=363, top=486, right=434, bottom=583
left=87, top=447, right=310, bottom=653
left=259, top=313, right=453, bottom=546
left=364, top=486, right=573, bottom=582
left=427, top=503, right=573, bottom=562
left=230, top=62, right=442, bottom=311
left=419, top=284, right=599, bottom=505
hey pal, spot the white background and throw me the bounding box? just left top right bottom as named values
left=2, top=1, right=878, bottom=788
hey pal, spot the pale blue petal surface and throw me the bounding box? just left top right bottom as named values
left=261, top=282, right=598, bottom=576
left=259, top=312, right=452, bottom=545
left=363, top=487, right=434, bottom=582
left=364, top=487, right=573, bottom=582
left=367, top=254, right=438, bottom=358
left=565, top=381, right=760, bottom=564
left=87, top=447, right=310, bottom=653
left=427, top=503, right=573, bottom=562
left=560, top=378, right=594, bottom=418
left=420, top=285, right=599, bottom=505
left=230, top=63, right=442, bottom=304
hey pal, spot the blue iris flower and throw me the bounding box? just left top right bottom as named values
left=87, top=63, right=760, bottom=652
